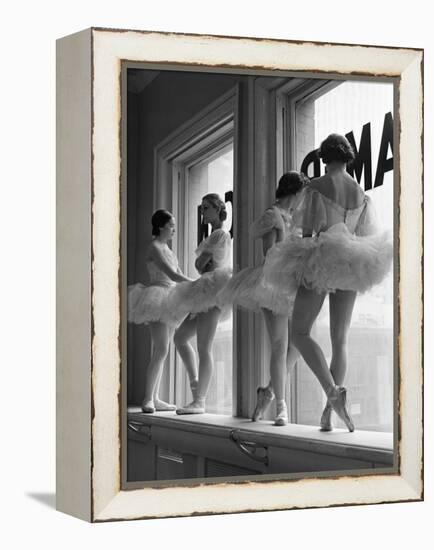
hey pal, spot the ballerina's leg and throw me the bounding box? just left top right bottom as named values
left=286, top=317, right=300, bottom=373
left=195, top=307, right=221, bottom=403
left=142, top=321, right=171, bottom=411
left=262, top=318, right=299, bottom=390
left=291, top=286, right=334, bottom=393
left=319, top=290, right=357, bottom=429
left=255, top=317, right=299, bottom=415
left=176, top=307, right=220, bottom=414
left=174, top=315, right=199, bottom=391
left=292, top=285, right=355, bottom=432
left=261, top=309, right=290, bottom=425
left=261, top=309, right=289, bottom=402
left=152, top=326, right=176, bottom=411
left=329, top=289, right=357, bottom=386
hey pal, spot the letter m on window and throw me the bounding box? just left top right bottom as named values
left=346, top=123, right=373, bottom=190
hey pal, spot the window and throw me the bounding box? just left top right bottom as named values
left=287, top=80, right=394, bottom=432
left=175, top=143, right=234, bottom=414
left=151, top=78, right=394, bottom=432
left=153, top=88, right=237, bottom=415
left=127, top=69, right=400, bottom=486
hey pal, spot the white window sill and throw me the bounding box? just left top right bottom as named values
left=127, top=407, right=394, bottom=467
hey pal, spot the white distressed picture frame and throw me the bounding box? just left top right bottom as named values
left=56, top=27, right=423, bottom=522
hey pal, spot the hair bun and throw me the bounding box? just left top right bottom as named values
left=318, top=133, right=355, bottom=164
left=276, top=171, right=307, bottom=199
left=151, top=209, right=173, bottom=236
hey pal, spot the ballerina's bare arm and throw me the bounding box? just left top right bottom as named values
left=261, top=229, right=278, bottom=257
left=194, top=229, right=231, bottom=274
left=195, top=251, right=213, bottom=274
left=250, top=208, right=283, bottom=257
left=293, top=184, right=327, bottom=238
left=149, top=244, right=193, bottom=283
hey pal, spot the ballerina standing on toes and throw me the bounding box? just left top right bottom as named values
left=219, top=172, right=306, bottom=426
left=173, top=193, right=232, bottom=415
left=128, top=209, right=194, bottom=414
left=264, top=134, right=393, bottom=432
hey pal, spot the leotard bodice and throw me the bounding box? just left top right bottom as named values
left=146, top=244, right=179, bottom=287
left=195, top=228, right=232, bottom=270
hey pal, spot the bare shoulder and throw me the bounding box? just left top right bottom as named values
left=342, top=173, right=365, bottom=200
left=147, top=240, right=161, bottom=259
left=210, top=227, right=229, bottom=241
left=311, top=173, right=364, bottom=203
left=308, top=176, right=328, bottom=192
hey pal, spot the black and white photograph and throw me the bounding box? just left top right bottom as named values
left=54, top=25, right=423, bottom=523
left=2, top=0, right=430, bottom=539
left=125, top=65, right=396, bottom=484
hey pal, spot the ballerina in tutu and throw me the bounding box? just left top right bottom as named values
left=128, top=209, right=193, bottom=413
left=264, top=134, right=393, bottom=432
left=173, top=193, right=232, bottom=415
left=219, top=172, right=306, bottom=426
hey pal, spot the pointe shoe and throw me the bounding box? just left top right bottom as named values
left=154, top=399, right=177, bottom=412
left=176, top=400, right=205, bottom=415
left=252, top=386, right=275, bottom=422
left=327, top=386, right=355, bottom=432
left=274, top=400, right=288, bottom=426
left=319, top=402, right=333, bottom=432
left=141, top=400, right=155, bottom=413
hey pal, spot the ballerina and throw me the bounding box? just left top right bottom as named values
left=264, top=134, right=393, bottom=432
left=173, top=193, right=232, bottom=414
left=219, top=172, right=306, bottom=426
left=128, top=209, right=193, bottom=413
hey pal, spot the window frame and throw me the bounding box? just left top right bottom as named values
left=173, top=137, right=235, bottom=411
left=276, top=78, right=396, bottom=432
left=153, top=87, right=239, bottom=411
left=151, top=75, right=396, bottom=435
left=277, top=78, right=337, bottom=423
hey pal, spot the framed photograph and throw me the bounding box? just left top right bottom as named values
left=56, top=27, right=423, bottom=522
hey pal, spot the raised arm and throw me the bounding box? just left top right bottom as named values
left=150, top=245, right=193, bottom=283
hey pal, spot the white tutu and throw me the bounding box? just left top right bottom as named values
left=128, top=283, right=186, bottom=326
left=264, top=223, right=393, bottom=294
left=170, top=228, right=233, bottom=322
left=218, top=265, right=294, bottom=316
left=171, top=267, right=233, bottom=320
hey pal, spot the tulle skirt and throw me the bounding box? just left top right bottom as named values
left=171, top=267, right=233, bottom=321
left=264, top=223, right=393, bottom=294
left=127, top=283, right=185, bottom=326
left=218, top=265, right=295, bottom=316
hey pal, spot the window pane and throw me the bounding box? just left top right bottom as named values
left=181, top=144, right=233, bottom=414
left=294, top=82, right=394, bottom=432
